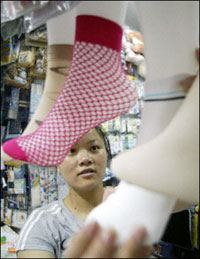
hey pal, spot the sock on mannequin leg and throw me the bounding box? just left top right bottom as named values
left=112, top=74, right=199, bottom=206
left=2, top=15, right=137, bottom=166
left=1, top=9, right=76, bottom=163
left=1, top=45, right=73, bottom=162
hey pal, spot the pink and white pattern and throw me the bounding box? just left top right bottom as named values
left=2, top=15, right=138, bottom=166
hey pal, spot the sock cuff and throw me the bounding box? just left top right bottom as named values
left=75, top=15, right=123, bottom=52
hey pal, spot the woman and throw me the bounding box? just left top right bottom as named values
left=16, top=126, right=111, bottom=258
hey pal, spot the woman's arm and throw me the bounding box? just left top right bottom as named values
left=17, top=250, right=55, bottom=258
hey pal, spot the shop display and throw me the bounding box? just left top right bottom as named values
left=1, top=7, right=198, bottom=259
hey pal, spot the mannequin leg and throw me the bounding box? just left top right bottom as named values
left=1, top=10, right=75, bottom=162
left=112, top=74, right=199, bottom=206
left=137, top=75, right=187, bottom=145
left=22, top=9, right=76, bottom=133
left=135, top=1, right=199, bottom=145
left=111, top=1, right=199, bottom=207
left=47, top=8, right=76, bottom=45
left=2, top=1, right=138, bottom=166
left=134, top=1, right=198, bottom=83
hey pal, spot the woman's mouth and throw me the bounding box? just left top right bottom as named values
left=78, top=169, right=96, bottom=178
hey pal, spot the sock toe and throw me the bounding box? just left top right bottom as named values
left=2, top=139, right=28, bottom=162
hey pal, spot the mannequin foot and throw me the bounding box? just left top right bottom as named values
left=112, top=74, right=199, bottom=205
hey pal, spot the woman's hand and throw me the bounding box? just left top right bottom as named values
left=64, top=222, right=152, bottom=258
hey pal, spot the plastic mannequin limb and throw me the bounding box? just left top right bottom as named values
left=1, top=9, right=76, bottom=162
left=112, top=73, right=199, bottom=205
left=137, top=76, right=187, bottom=146
left=86, top=74, right=199, bottom=245
left=134, top=1, right=199, bottom=83
left=22, top=8, right=76, bottom=130
left=134, top=1, right=198, bottom=146
left=83, top=2, right=199, bottom=246
left=111, top=1, right=199, bottom=206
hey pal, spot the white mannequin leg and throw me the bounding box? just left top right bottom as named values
left=76, top=1, right=128, bottom=27
left=47, top=7, right=76, bottom=45
left=137, top=75, right=187, bottom=145
left=134, top=1, right=198, bottom=144
left=112, top=74, right=199, bottom=206
left=134, top=1, right=199, bottom=83
left=111, top=2, right=199, bottom=208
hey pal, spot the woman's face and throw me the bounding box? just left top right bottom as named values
left=59, top=129, right=107, bottom=192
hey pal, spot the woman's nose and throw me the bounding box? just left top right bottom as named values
left=78, top=151, right=93, bottom=166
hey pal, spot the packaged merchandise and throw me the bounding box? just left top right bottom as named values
left=5, top=120, right=23, bottom=140
left=101, top=121, right=109, bottom=133
left=113, top=117, right=120, bottom=132
left=125, top=134, right=136, bottom=150
left=24, top=1, right=80, bottom=32
left=120, top=117, right=127, bottom=133
left=28, top=165, right=41, bottom=208
left=7, top=194, right=27, bottom=210
left=108, top=119, right=114, bottom=132
left=18, top=47, right=36, bottom=68
left=7, top=168, right=15, bottom=195
left=7, top=87, right=20, bottom=120
left=127, top=117, right=133, bottom=133
left=1, top=193, right=5, bottom=222
left=1, top=224, right=18, bottom=258
left=11, top=210, right=28, bottom=229
left=39, top=166, right=58, bottom=206
left=1, top=126, right=6, bottom=142
left=1, top=38, right=13, bottom=66
left=1, top=17, right=25, bottom=40
left=25, top=25, right=47, bottom=48
left=119, top=135, right=126, bottom=152
left=14, top=166, right=26, bottom=194
left=47, top=167, right=58, bottom=203
left=4, top=207, right=13, bottom=226
left=1, top=1, right=48, bottom=23
left=29, top=82, right=44, bottom=120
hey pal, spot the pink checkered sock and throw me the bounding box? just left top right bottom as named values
left=2, top=15, right=137, bottom=166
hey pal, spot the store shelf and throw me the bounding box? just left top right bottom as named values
left=4, top=78, right=31, bottom=89
left=4, top=161, right=24, bottom=167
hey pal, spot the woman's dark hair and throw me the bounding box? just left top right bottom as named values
left=95, top=126, right=112, bottom=168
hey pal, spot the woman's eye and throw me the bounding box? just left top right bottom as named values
left=91, top=146, right=100, bottom=151
left=69, top=149, right=76, bottom=155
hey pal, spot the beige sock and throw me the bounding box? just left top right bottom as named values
left=1, top=44, right=73, bottom=162
left=112, top=74, right=199, bottom=207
